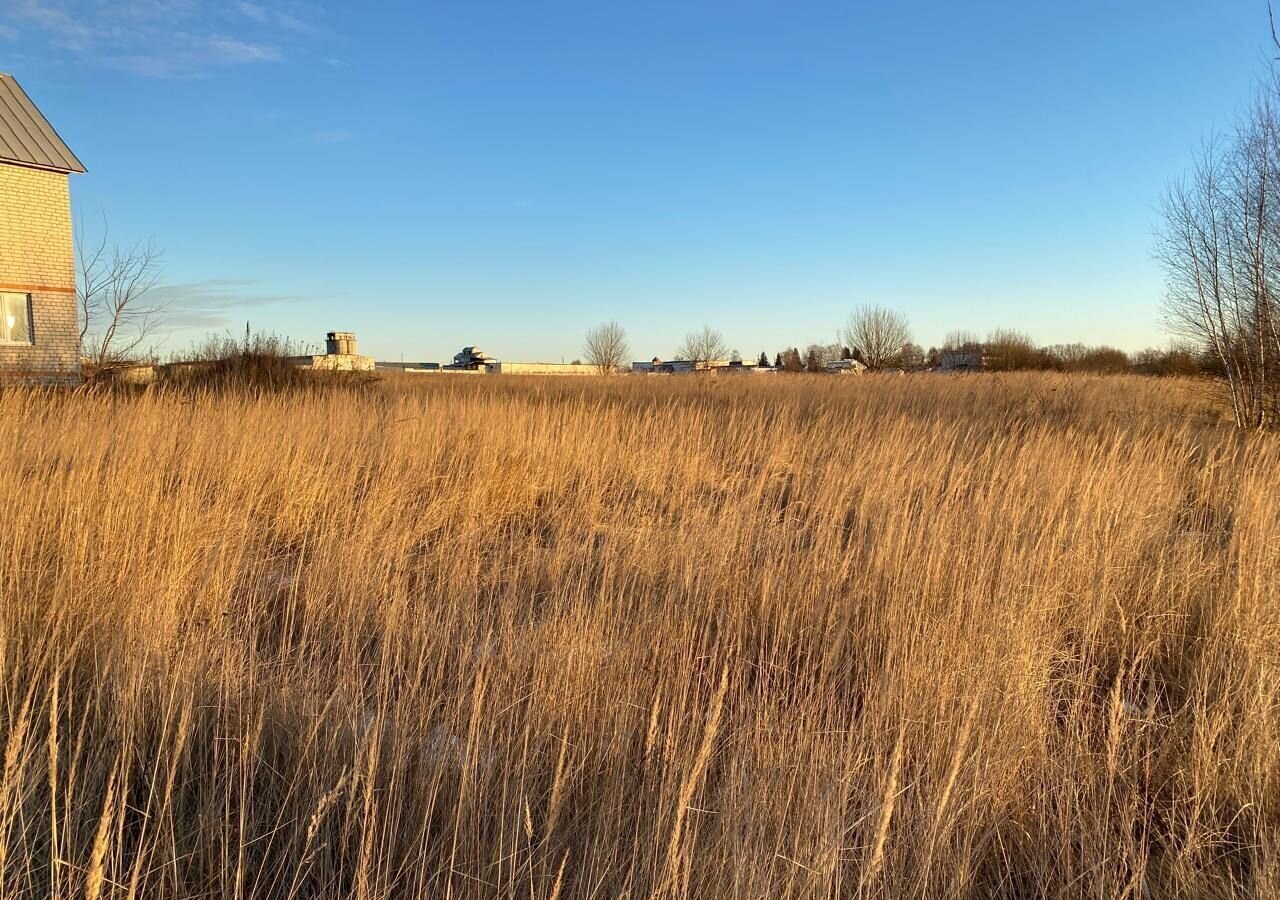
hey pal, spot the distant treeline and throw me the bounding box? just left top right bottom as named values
left=757, top=330, right=1208, bottom=376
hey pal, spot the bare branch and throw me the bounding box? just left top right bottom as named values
left=583, top=321, right=629, bottom=374
left=76, top=214, right=171, bottom=375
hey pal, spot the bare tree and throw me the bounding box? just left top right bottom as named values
left=803, top=346, right=824, bottom=372
left=77, top=216, right=169, bottom=374
left=897, top=342, right=927, bottom=370
left=799, top=343, right=846, bottom=371
left=804, top=343, right=844, bottom=367
left=985, top=328, right=1045, bottom=371
left=582, top=320, right=629, bottom=374
left=675, top=326, right=728, bottom=369
left=943, top=330, right=981, bottom=351
left=1152, top=9, right=1280, bottom=429
left=779, top=347, right=804, bottom=372
left=841, top=304, right=912, bottom=370
left=1157, top=116, right=1280, bottom=428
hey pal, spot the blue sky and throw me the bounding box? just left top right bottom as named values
left=0, top=1, right=1271, bottom=361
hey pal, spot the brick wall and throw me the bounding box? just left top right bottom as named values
left=0, top=162, right=80, bottom=382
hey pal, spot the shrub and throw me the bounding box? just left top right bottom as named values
left=158, top=329, right=376, bottom=394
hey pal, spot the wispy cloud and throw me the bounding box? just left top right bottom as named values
left=1, top=0, right=324, bottom=76
left=237, top=1, right=318, bottom=37
left=151, top=278, right=313, bottom=331
left=207, top=36, right=282, bottom=64
left=313, top=129, right=352, bottom=145
left=108, top=37, right=284, bottom=77
left=11, top=0, right=92, bottom=51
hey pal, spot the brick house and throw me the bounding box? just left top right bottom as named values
left=0, top=74, right=85, bottom=383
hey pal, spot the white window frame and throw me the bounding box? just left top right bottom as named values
left=0, top=292, right=33, bottom=345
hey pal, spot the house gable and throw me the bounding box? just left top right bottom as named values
left=0, top=75, right=85, bottom=174
left=0, top=76, right=83, bottom=382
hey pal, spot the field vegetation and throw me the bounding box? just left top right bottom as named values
left=0, top=373, right=1275, bottom=898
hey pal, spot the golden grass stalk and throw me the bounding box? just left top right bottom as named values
left=861, top=721, right=906, bottom=895
left=85, top=766, right=118, bottom=900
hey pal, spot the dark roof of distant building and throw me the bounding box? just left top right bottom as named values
left=0, top=74, right=85, bottom=174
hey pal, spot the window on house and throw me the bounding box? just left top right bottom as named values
left=0, top=292, right=32, bottom=344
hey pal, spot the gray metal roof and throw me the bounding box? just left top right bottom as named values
left=0, top=74, right=85, bottom=174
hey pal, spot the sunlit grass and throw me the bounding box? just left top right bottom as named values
left=0, top=372, right=1274, bottom=898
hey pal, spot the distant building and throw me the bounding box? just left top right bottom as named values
left=434, top=346, right=599, bottom=375
left=288, top=331, right=374, bottom=371
left=448, top=346, right=497, bottom=370
left=0, top=74, right=86, bottom=383
left=938, top=350, right=985, bottom=372
left=634, top=357, right=692, bottom=373
left=824, top=358, right=867, bottom=375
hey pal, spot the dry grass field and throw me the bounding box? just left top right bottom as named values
left=0, top=373, right=1276, bottom=898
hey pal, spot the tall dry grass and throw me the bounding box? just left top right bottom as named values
left=0, top=372, right=1274, bottom=898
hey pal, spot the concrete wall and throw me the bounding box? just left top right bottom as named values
left=288, top=353, right=375, bottom=372
left=377, top=366, right=481, bottom=376
left=485, top=362, right=597, bottom=375
left=0, top=164, right=79, bottom=382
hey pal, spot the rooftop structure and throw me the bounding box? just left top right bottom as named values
left=449, top=346, right=498, bottom=370
left=0, top=75, right=85, bottom=174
